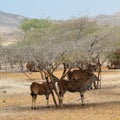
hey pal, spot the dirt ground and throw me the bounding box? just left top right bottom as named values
left=0, top=70, right=120, bottom=120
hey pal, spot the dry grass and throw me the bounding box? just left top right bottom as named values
left=0, top=70, right=120, bottom=120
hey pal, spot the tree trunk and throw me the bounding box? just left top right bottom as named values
left=45, top=75, right=58, bottom=107
left=40, top=71, right=44, bottom=80
left=97, top=58, right=102, bottom=89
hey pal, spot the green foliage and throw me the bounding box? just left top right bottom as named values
left=19, top=18, right=54, bottom=46
left=20, top=19, right=53, bottom=31
left=107, top=50, right=120, bottom=64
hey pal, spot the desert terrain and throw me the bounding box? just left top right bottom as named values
left=0, top=70, right=120, bottom=120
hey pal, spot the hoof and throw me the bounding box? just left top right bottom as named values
left=47, top=106, right=50, bottom=108
left=31, top=107, right=36, bottom=109
left=81, top=104, right=85, bottom=106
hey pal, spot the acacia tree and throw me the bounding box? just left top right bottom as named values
left=18, top=17, right=116, bottom=83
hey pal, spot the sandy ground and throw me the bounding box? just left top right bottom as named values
left=0, top=70, right=120, bottom=120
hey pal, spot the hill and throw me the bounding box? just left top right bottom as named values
left=0, top=11, right=120, bottom=46
left=0, top=11, right=25, bottom=32
left=0, top=11, right=26, bottom=45
left=94, top=12, right=120, bottom=25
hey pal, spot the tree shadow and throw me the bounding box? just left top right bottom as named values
left=4, top=101, right=119, bottom=112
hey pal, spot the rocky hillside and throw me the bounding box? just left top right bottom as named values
left=94, top=12, right=120, bottom=25
left=0, top=11, right=26, bottom=45
left=0, top=11, right=25, bottom=29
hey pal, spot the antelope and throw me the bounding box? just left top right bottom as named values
left=56, top=74, right=99, bottom=107
left=67, top=69, right=99, bottom=89
left=30, top=81, right=54, bottom=109
left=26, top=61, right=36, bottom=72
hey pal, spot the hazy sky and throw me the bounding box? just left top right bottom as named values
left=0, top=0, right=120, bottom=19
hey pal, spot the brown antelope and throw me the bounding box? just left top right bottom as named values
left=56, top=74, right=99, bottom=107
left=30, top=81, right=54, bottom=109
left=67, top=69, right=99, bottom=89
left=26, top=61, right=36, bottom=72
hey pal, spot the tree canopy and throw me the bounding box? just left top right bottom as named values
left=1, top=17, right=120, bottom=70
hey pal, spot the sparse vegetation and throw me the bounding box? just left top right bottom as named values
left=0, top=12, right=120, bottom=120
left=107, top=49, right=120, bottom=69
left=1, top=16, right=120, bottom=72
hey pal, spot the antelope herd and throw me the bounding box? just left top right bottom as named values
left=30, top=69, right=100, bottom=109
